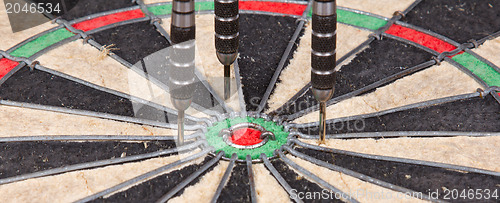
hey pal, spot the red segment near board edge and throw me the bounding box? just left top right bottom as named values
left=239, top=1, right=307, bottom=16
left=230, top=128, right=264, bottom=146
left=71, top=9, right=146, bottom=32
left=0, top=58, right=20, bottom=80
left=385, top=24, right=459, bottom=55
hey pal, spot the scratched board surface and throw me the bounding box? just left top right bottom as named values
left=0, top=0, right=499, bottom=202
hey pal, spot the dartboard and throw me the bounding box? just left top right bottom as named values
left=0, top=0, right=499, bottom=202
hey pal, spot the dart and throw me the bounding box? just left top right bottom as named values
left=215, top=0, right=239, bottom=100
left=311, top=0, right=337, bottom=144
left=169, top=0, right=196, bottom=145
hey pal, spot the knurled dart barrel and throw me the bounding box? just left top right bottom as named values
left=169, top=0, right=196, bottom=108
left=311, top=0, right=337, bottom=94
left=171, top=0, right=195, bottom=44
left=215, top=0, right=239, bottom=65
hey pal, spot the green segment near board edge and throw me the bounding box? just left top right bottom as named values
left=205, top=116, right=289, bottom=160
left=147, top=4, right=172, bottom=15
left=452, top=53, right=500, bottom=87
left=9, top=28, right=74, bottom=58
left=148, top=1, right=214, bottom=16
left=336, top=9, right=387, bottom=30
left=149, top=2, right=388, bottom=30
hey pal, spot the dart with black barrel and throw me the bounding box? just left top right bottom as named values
left=169, top=0, right=196, bottom=145
left=311, top=0, right=337, bottom=144
left=215, top=0, right=239, bottom=100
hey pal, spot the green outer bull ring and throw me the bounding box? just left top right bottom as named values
left=203, top=112, right=296, bottom=163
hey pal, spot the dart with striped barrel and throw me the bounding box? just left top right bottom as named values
left=169, top=0, right=196, bottom=145
left=215, top=0, right=239, bottom=100
left=311, top=0, right=337, bottom=144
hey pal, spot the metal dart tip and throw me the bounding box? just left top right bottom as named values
left=177, top=110, right=185, bottom=145
left=318, top=101, right=327, bottom=145
left=224, top=65, right=231, bottom=100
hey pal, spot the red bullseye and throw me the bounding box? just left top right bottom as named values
left=219, top=122, right=275, bottom=149
left=230, top=128, right=264, bottom=146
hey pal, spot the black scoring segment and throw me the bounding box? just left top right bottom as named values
left=91, top=21, right=170, bottom=65
left=92, top=157, right=215, bottom=202
left=297, top=148, right=500, bottom=203
left=271, top=159, right=343, bottom=203
left=275, top=38, right=433, bottom=117
left=0, top=67, right=183, bottom=124
left=0, top=67, right=134, bottom=116
left=403, top=0, right=500, bottom=43
left=299, top=94, right=500, bottom=135
left=0, top=141, right=177, bottom=179
left=217, top=163, right=252, bottom=203
left=238, top=14, right=299, bottom=111
left=190, top=80, right=225, bottom=113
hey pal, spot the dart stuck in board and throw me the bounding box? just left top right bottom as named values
left=215, top=0, right=239, bottom=100
left=169, top=0, right=196, bottom=145
left=311, top=0, right=337, bottom=144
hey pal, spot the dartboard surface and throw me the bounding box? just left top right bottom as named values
left=0, top=0, right=499, bottom=202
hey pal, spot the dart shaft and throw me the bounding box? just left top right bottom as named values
left=224, top=65, right=231, bottom=100
left=177, top=110, right=185, bottom=145
left=319, top=102, right=327, bottom=143
left=311, top=0, right=336, bottom=143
